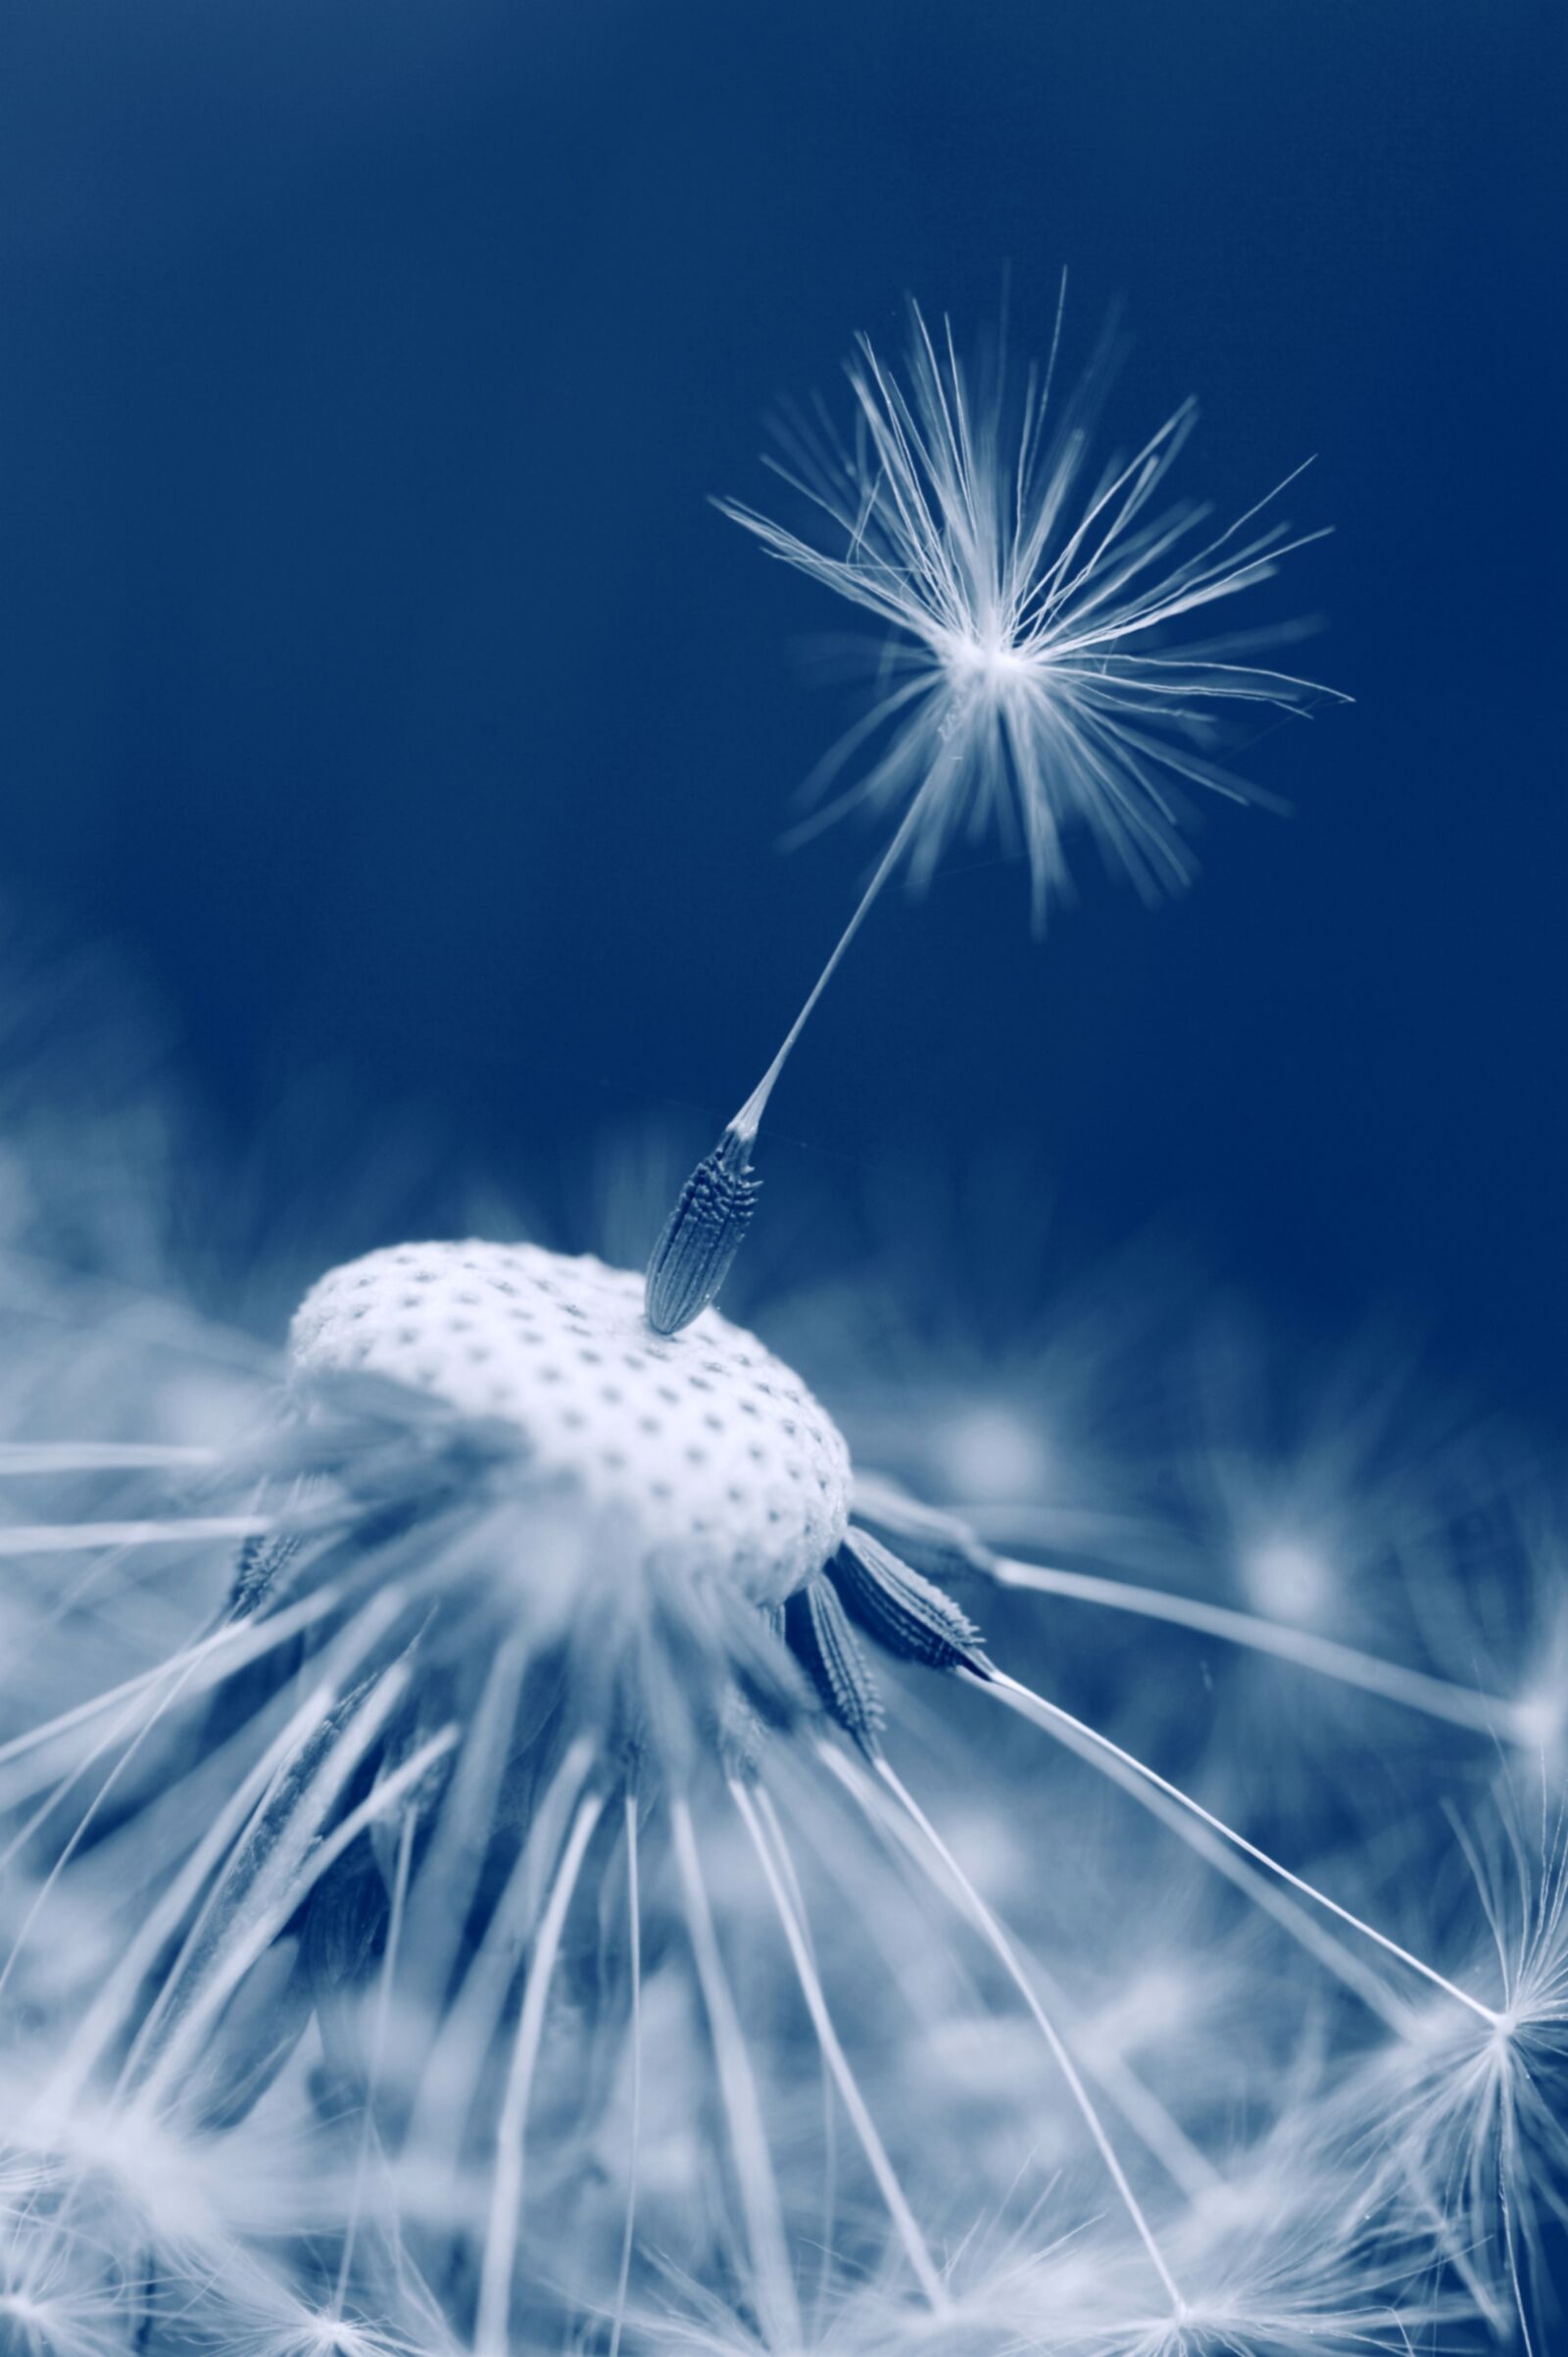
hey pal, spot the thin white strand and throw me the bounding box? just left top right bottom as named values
left=474, top=1784, right=605, bottom=2357
left=974, top=1667, right=1498, bottom=2028
left=0, top=1583, right=348, bottom=1784
left=731, top=771, right=944, bottom=1142
left=46, top=1666, right=341, bottom=2106
left=961, top=1677, right=1411, bottom=2027
left=397, top=1633, right=531, bottom=2020
left=991, top=1555, right=1526, bottom=1740
left=0, top=1622, right=232, bottom=2004
left=607, top=1795, right=642, bottom=2357
left=752, top=1788, right=840, bottom=2318
left=407, top=1733, right=597, bottom=2162
left=670, top=1793, right=801, bottom=2353
left=334, top=1804, right=416, bottom=2315
left=865, top=1753, right=1187, bottom=2312
left=730, top=1777, right=950, bottom=2314
left=818, top=1743, right=1219, bottom=2204
left=131, top=1676, right=434, bottom=2102
left=0, top=1515, right=271, bottom=1556
left=146, top=1722, right=456, bottom=2117
left=50, top=1584, right=411, bottom=2108
left=0, top=1443, right=220, bottom=1474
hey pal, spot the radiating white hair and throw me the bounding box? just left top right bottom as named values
left=723, top=287, right=1348, bottom=920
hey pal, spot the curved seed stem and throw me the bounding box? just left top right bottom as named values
left=408, top=1736, right=597, bottom=2165
left=0, top=1443, right=220, bottom=1474
left=0, top=1515, right=270, bottom=1556
left=0, top=1616, right=258, bottom=2005
left=730, top=775, right=941, bottom=1145
left=671, top=1795, right=801, bottom=2351
left=992, top=1554, right=1525, bottom=1742
left=863, top=1753, right=1186, bottom=2309
left=608, top=1795, right=643, bottom=2357
left=0, top=1585, right=347, bottom=1787
left=141, top=1723, right=457, bottom=2108
left=972, top=1666, right=1498, bottom=2028
left=820, top=1742, right=1219, bottom=2202
left=335, top=1806, right=416, bottom=2315
left=475, top=1786, right=606, bottom=2357
left=731, top=1779, right=950, bottom=2314
left=45, top=1645, right=356, bottom=2108
left=752, top=1790, right=839, bottom=2321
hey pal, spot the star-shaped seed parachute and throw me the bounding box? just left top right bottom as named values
left=645, top=287, right=1348, bottom=1336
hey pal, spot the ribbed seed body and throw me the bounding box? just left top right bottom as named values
left=644, top=1129, right=760, bottom=1336
left=785, top=1575, right=885, bottom=1752
left=832, top=1524, right=987, bottom=1673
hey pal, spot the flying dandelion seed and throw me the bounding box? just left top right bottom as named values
left=3, top=297, right=1564, bottom=2357
left=646, top=283, right=1348, bottom=1335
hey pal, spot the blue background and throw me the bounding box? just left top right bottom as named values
left=0, top=1, right=1561, bottom=1414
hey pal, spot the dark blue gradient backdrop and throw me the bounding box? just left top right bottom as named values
left=0, top=2, right=1562, bottom=1407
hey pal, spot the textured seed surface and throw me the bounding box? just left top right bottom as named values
left=645, top=1137, right=760, bottom=1336
left=290, top=1239, right=851, bottom=1603
left=832, top=1524, right=987, bottom=1672
left=786, top=1576, right=884, bottom=1752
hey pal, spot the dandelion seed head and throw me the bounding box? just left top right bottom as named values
left=724, top=296, right=1345, bottom=920
left=0, top=2283, right=120, bottom=2357
left=291, top=1239, right=852, bottom=1601
left=247, top=2318, right=401, bottom=2357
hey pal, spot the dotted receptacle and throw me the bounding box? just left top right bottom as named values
left=288, top=1239, right=852, bottom=1604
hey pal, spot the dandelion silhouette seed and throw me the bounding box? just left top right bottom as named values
left=647, top=286, right=1347, bottom=1332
